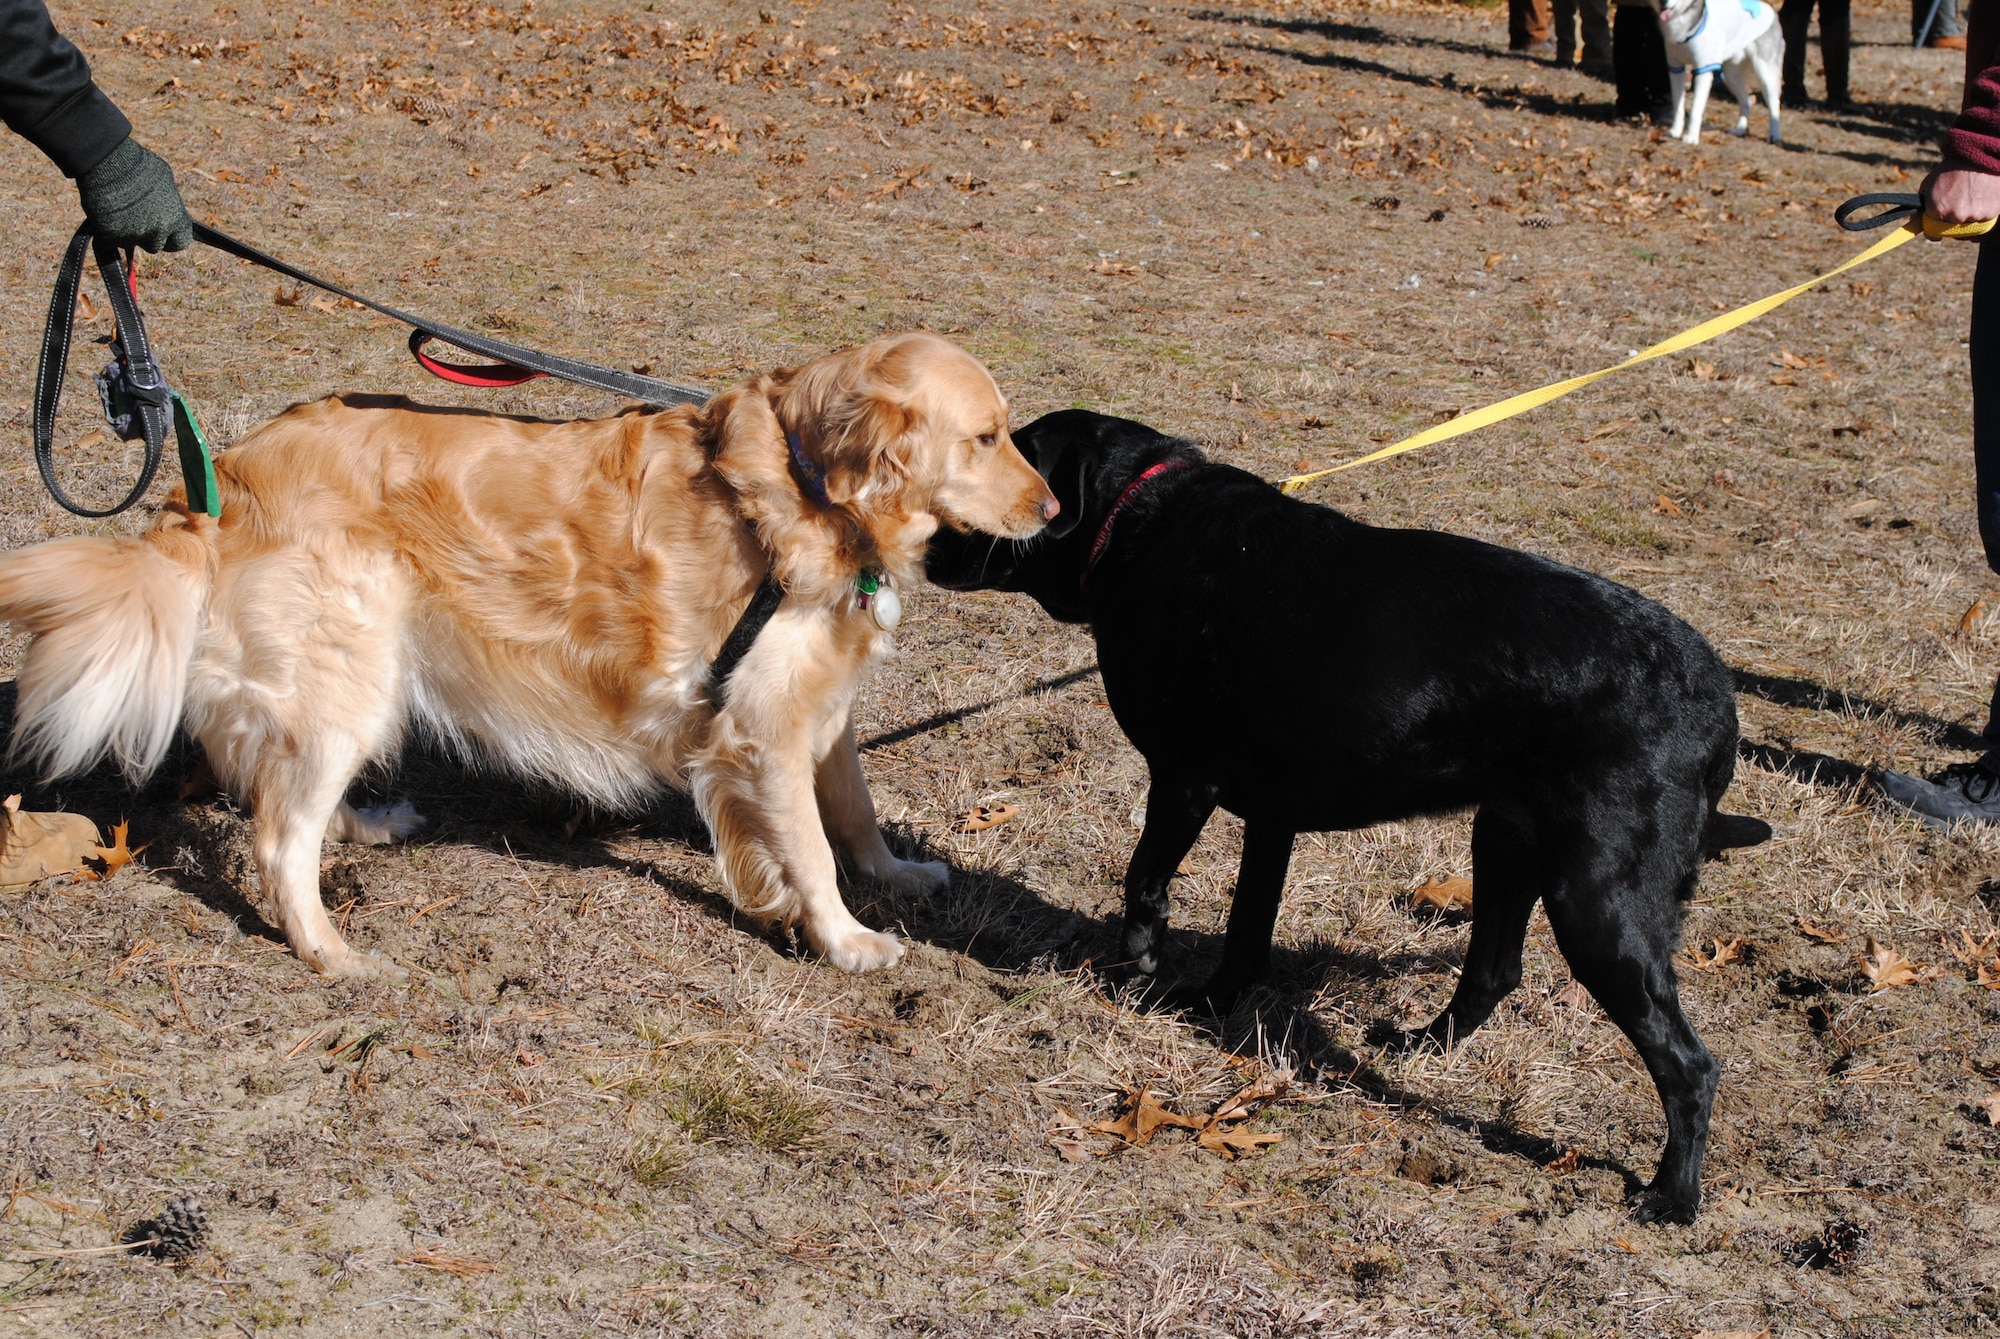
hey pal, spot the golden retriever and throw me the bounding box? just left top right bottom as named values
left=0, top=332, right=1054, bottom=979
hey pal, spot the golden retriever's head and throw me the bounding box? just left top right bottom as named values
left=776, top=333, right=1056, bottom=544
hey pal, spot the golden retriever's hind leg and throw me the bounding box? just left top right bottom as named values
left=816, top=719, right=948, bottom=897
left=254, top=750, right=408, bottom=982
left=327, top=799, right=426, bottom=845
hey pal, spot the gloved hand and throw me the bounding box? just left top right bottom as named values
left=74, top=137, right=193, bottom=253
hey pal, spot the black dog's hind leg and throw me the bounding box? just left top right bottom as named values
left=1540, top=805, right=1719, bottom=1224
left=1176, top=823, right=1295, bottom=1013
left=1396, top=807, right=1541, bottom=1050
left=1121, top=776, right=1217, bottom=977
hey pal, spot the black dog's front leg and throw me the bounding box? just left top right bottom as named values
left=1178, top=822, right=1296, bottom=1013
left=1121, top=777, right=1217, bottom=977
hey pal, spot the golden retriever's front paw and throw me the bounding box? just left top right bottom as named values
left=315, top=947, right=409, bottom=983
left=816, top=926, right=906, bottom=973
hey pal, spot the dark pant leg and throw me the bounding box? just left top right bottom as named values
left=1554, top=0, right=1579, bottom=58
left=1780, top=0, right=1816, bottom=99
left=1819, top=0, right=1851, bottom=102
left=1581, top=0, right=1615, bottom=67
left=1974, top=243, right=2000, bottom=757
left=1614, top=6, right=1670, bottom=116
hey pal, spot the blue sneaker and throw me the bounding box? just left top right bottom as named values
left=1877, top=762, right=2000, bottom=830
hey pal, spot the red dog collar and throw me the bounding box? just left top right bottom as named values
left=1083, top=460, right=1186, bottom=585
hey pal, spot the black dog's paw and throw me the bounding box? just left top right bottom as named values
left=1367, top=1018, right=1446, bottom=1053
left=1629, top=1187, right=1699, bottom=1226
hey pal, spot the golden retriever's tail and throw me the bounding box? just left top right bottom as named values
left=0, top=507, right=217, bottom=783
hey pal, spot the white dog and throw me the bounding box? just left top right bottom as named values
left=1650, top=0, right=1784, bottom=145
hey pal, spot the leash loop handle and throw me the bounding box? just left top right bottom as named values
left=1835, top=191, right=1995, bottom=240
left=33, top=222, right=169, bottom=518
left=407, top=330, right=547, bottom=388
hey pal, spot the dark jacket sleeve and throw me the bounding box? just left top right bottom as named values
left=1945, top=0, right=2000, bottom=172
left=0, top=0, right=131, bottom=177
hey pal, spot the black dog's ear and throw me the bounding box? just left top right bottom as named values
left=1039, top=441, right=1090, bottom=539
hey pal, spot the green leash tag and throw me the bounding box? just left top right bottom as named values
left=169, top=391, right=221, bottom=518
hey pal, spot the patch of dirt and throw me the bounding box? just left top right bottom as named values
left=3, top=0, right=2000, bottom=1333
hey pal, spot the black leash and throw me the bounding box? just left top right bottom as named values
left=31, top=218, right=793, bottom=701
left=33, top=219, right=711, bottom=520
left=34, top=226, right=173, bottom=517
left=188, top=223, right=710, bottom=406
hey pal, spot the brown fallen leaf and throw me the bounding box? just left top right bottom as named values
left=1653, top=494, right=1684, bottom=517
left=273, top=284, right=303, bottom=307
left=1089, top=1087, right=1204, bottom=1147
left=1772, top=347, right=1813, bottom=370
left=72, top=428, right=105, bottom=451
left=1688, top=358, right=1717, bottom=380
left=1046, top=1110, right=1093, bottom=1163
left=84, top=821, right=144, bottom=881
left=1980, top=961, right=2000, bottom=991
left=1959, top=597, right=1989, bottom=635
left=1858, top=937, right=1939, bottom=992
left=1842, top=496, right=1884, bottom=520
left=1409, top=874, right=1474, bottom=919
left=1196, top=1124, right=1282, bottom=1160
left=1547, top=1148, right=1581, bottom=1174
left=1679, top=936, right=1745, bottom=971
left=1768, top=372, right=1799, bottom=387
left=0, top=795, right=103, bottom=888
left=1950, top=928, right=2000, bottom=968
left=1977, top=1092, right=2000, bottom=1126
left=953, top=803, right=1020, bottom=833
left=1554, top=978, right=1593, bottom=1010
left=1796, top=919, right=1848, bottom=945
left=1209, top=1067, right=1292, bottom=1125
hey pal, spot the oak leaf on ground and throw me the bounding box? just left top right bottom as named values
left=1858, top=937, right=1939, bottom=992
left=953, top=803, right=1019, bottom=833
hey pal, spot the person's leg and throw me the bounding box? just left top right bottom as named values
left=1581, top=0, right=1616, bottom=74
left=1513, top=0, right=1555, bottom=50
left=1641, top=11, right=1674, bottom=119
left=1878, top=241, right=2000, bottom=824
left=1614, top=5, right=1649, bottom=114
left=1918, top=0, right=1963, bottom=43
left=1555, top=0, right=1580, bottom=64
left=1820, top=0, right=1851, bottom=103
left=1780, top=0, right=1815, bottom=104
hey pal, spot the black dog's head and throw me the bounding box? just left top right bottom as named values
left=925, top=408, right=1194, bottom=622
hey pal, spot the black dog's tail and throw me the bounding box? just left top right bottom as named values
left=1702, top=810, right=1773, bottom=858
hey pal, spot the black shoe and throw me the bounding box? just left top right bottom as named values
left=1782, top=88, right=1815, bottom=109
left=1877, top=761, right=2000, bottom=829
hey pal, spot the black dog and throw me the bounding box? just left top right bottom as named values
left=927, top=409, right=1771, bottom=1223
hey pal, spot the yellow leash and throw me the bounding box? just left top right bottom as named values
left=1278, top=208, right=1995, bottom=494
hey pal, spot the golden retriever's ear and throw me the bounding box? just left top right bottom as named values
left=820, top=393, right=921, bottom=509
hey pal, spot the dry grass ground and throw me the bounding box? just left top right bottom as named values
left=3, top=0, right=2000, bottom=1333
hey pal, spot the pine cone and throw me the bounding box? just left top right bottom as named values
left=129, top=1194, right=209, bottom=1261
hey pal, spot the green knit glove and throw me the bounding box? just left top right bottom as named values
left=75, top=138, right=193, bottom=253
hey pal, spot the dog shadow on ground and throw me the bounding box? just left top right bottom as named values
left=1731, top=664, right=1982, bottom=789
left=872, top=834, right=1647, bottom=1193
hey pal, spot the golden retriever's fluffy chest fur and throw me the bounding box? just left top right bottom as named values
left=189, top=394, right=836, bottom=807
